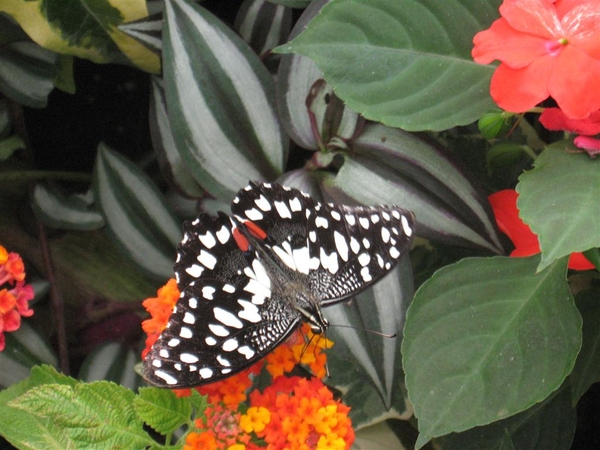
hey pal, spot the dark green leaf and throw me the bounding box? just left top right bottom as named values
left=163, top=0, right=287, bottom=201
left=571, top=287, right=600, bottom=405
left=0, top=42, right=56, bottom=108
left=403, top=255, right=581, bottom=444
left=336, top=123, right=503, bottom=252
left=278, top=0, right=501, bottom=131
left=149, top=77, right=204, bottom=198
left=326, top=256, right=414, bottom=426
left=93, top=143, right=181, bottom=280
left=78, top=342, right=144, bottom=391
left=235, top=0, right=292, bottom=57
left=32, top=184, right=105, bottom=230
left=0, top=323, right=58, bottom=389
left=442, top=385, right=576, bottom=450
left=517, top=142, right=600, bottom=272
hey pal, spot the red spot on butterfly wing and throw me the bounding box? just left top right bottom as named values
left=244, top=220, right=267, bottom=240
left=233, top=227, right=250, bottom=252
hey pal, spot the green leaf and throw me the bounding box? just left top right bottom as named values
left=403, top=255, right=581, bottom=445
left=353, top=421, right=406, bottom=449
left=336, top=123, right=503, bottom=252
left=326, top=256, right=414, bottom=427
left=278, top=0, right=500, bottom=131
left=517, top=141, right=600, bottom=272
left=441, top=384, right=576, bottom=450
left=9, top=381, right=153, bottom=449
left=93, top=143, right=181, bottom=280
left=149, top=77, right=204, bottom=198
left=163, top=0, right=287, bottom=201
left=0, top=323, right=58, bottom=388
left=276, top=0, right=329, bottom=150
left=0, top=366, right=78, bottom=449
left=78, top=342, right=144, bottom=391
left=571, top=287, right=600, bottom=405
left=234, top=0, right=292, bottom=57
left=134, top=387, right=192, bottom=435
left=0, top=0, right=160, bottom=73
left=32, top=183, right=105, bottom=230
left=0, top=41, right=56, bottom=108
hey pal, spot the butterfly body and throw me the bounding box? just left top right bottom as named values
left=143, top=182, right=415, bottom=388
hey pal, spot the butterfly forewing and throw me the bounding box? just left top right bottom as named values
left=143, top=181, right=416, bottom=388
left=231, top=182, right=415, bottom=304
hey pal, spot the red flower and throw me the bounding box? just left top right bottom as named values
left=489, top=190, right=594, bottom=270
left=539, top=107, right=600, bottom=157
left=472, top=0, right=600, bottom=119
left=0, top=246, right=35, bottom=351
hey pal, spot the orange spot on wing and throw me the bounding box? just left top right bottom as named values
left=232, top=227, right=250, bottom=252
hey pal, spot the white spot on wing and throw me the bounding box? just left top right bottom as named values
left=205, top=336, right=217, bottom=345
left=345, top=214, right=356, bottom=226
left=237, top=300, right=262, bottom=323
left=255, top=195, right=272, bottom=211
left=401, top=215, right=413, bottom=237
left=350, top=237, right=360, bottom=254
left=361, top=266, right=372, bottom=282
left=216, top=225, right=231, bottom=244
left=199, top=368, right=213, bottom=379
left=183, top=312, right=196, bottom=324
left=155, top=370, right=178, bottom=385
left=168, top=338, right=180, bottom=347
left=315, top=216, right=328, bottom=228
left=358, top=253, right=371, bottom=267
left=334, top=231, right=349, bottom=262
left=222, top=338, right=239, bottom=351
left=274, top=201, right=292, bottom=219
left=202, top=286, right=216, bottom=299
left=320, top=247, right=339, bottom=274
left=381, top=227, right=391, bottom=243
left=289, top=197, right=302, bottom=212
left=214, top=307, right=244, bottom=328
left=293, top=246, right=310, bottom=274
left=217, top=355, right=231, bottom=367
left=186, top=264, right=204, bottom=278
left=180, top=353, right=199, bottom=363
left=180, top=327, right=193, bottom=339
left=209, top=324, right=229, bottom=336
left=390, top=247, right=401, bottom=259
left=197, top=250, right=217, bottom=269
left=199, top=232, right=216, bottom=248
left=245, top=208, right=264, bottom=221
left=359, top=217, right=370, bottom=229
left=238, top=345, right=255, bottom=359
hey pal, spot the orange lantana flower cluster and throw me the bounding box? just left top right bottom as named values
left=0, top=246, right=34, bottom=351
left=142, top=280, right=354, bottom=449
left=243, top=376, right=355, bottom=450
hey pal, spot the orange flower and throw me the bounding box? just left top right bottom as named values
left=265, top=324, right=333, bottom=380
left=141, top=278, right=179, bottom=358
left=472, top=0, right=600, bottom=119
left=184, top=430, right=218, bottom=450
left=489, top=190, right=594, bottom=270
left=0, top=246, right=34, bottom=352
left=248, top=376, right=354, bottom=450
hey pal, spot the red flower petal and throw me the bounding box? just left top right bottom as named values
left=490, top=58, right=552, bottom=113
left=540, top=108, right=600, bottom=134
left=549, top=46, right=600, bottom=119
left=472, top=18, right=548, bottom=67
left=500, top=0, right=561, bottom=38
left=489, top=189, right=593, bottom=270
left=574, top=136, right=600, bottom=158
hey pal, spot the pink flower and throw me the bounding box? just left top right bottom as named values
left=473, top=0, right=600, bottom=119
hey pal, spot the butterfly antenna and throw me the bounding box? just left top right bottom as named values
left=328, top=323, right=397, bottom=338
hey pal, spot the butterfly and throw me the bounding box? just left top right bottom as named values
left=143, top=181, right=415, bottom=387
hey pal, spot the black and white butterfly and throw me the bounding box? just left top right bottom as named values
left=143, top=181, right=415, bottom=388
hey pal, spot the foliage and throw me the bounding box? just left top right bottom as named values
left=0, top=0, right=598, bottom=449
